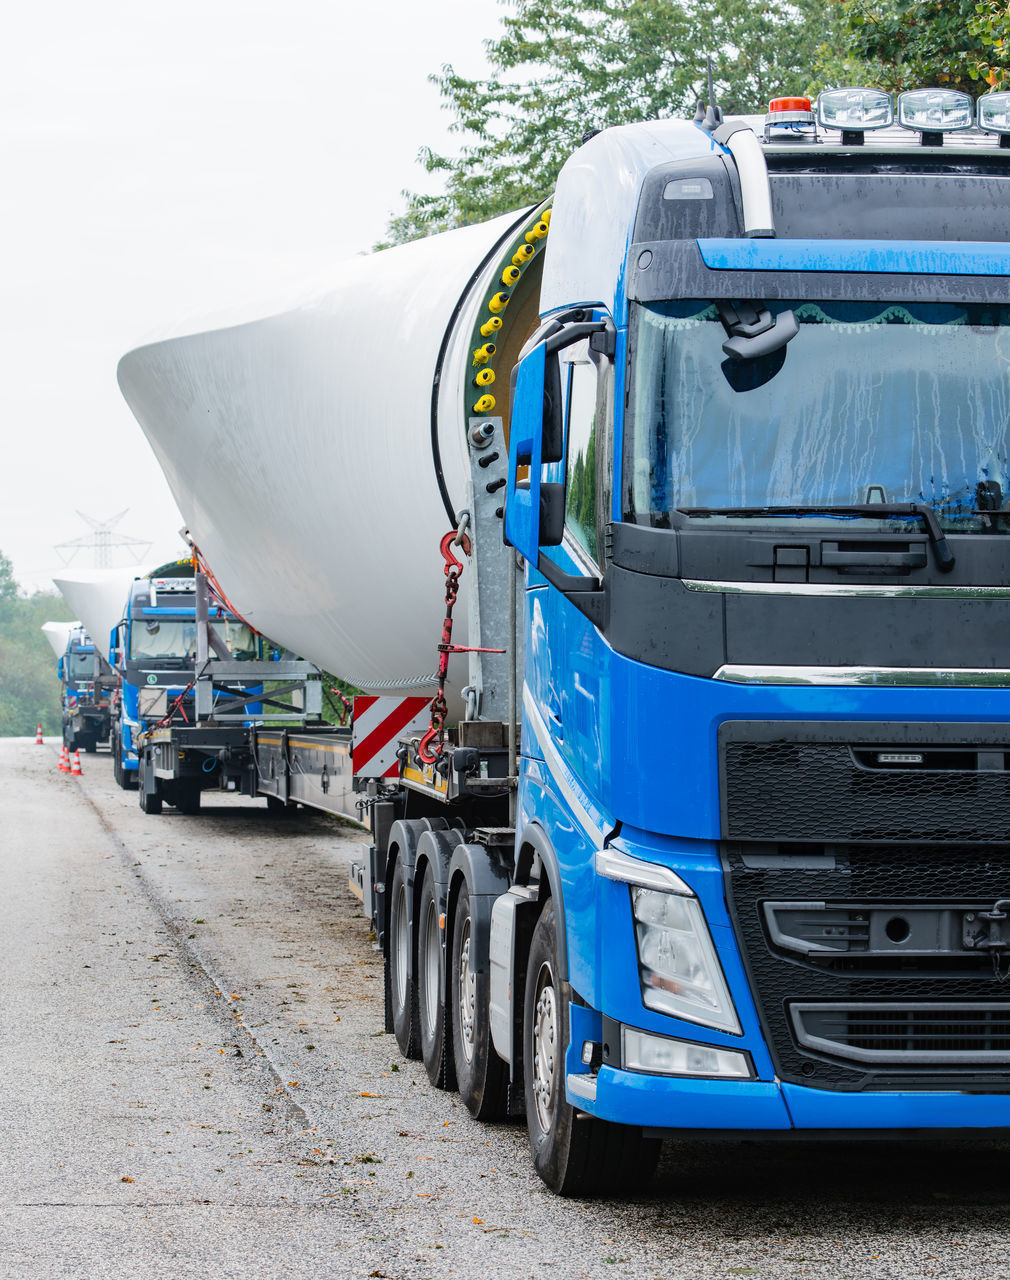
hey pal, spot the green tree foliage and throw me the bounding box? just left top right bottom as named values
left=381, top=0, right=843, bottom=244
left=839, top=0, right=1005, bottom=94
left=966, top=1, right=1010, bottom=85
left=320, top=671, right=362, bottom=726
left=0, top=555, right=72, bottom=737
left=0, top=551, right=16, bottom=603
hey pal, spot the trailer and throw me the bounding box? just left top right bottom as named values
left=120, top=86, right=1010, bottom=1194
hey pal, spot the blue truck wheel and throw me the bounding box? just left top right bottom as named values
left=524, top=901, right=659, bottom=1195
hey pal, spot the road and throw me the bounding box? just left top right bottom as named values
left=2, top=736, right=1010, bottom=1279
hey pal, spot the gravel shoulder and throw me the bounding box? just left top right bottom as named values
left=3, top=737, right=1010, bottom=1279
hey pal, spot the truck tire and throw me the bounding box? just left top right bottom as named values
left=417, top=863, right=455, bottom=1090
left=83, top=736, right=97, bottom=754
left=388, top=856, right=420, bottom=1060
left=138, top=755, right=163, bottom=815
left=523, top=901, right=659, bottom=1196
left=451, top=880, right=506, bottom=1121
left=112, top=731, right=134, bottom=791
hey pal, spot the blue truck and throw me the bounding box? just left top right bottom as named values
left=119, top=86, right=1010, bottom=1194
left=54, top=623, right=112, bottom=753
left=110, top=559, right=324, bottom=812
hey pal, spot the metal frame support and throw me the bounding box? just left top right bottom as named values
left=465, top=417, right=524, bottom=725
left=193, top=570, right=323, bottom=724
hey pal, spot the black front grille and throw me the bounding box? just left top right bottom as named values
left=792, top=1002, right=1010, bottom=1064
left=721, top=722, right=1010, bottom=844
left=722, top=842, right=1010, bottom=1089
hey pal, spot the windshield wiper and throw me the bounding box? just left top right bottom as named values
left=677, top=503, right=955, bottom=572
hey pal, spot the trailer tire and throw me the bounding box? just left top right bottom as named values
left=389, top=856, right=420, bottom=1060
left=416, top=863, right=455, bottom=1089
left=383, top=957, right=395, bottom=1034
left=523, top=901, right=659, bottom=1196
left=112, top=730, right=136, bottom=790
left=83, top=737, right=97, bottom=754
left=451, top=880, right=506, bottom=1121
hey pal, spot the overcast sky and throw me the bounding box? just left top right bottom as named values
left=0, top=0, right=500, bottom=590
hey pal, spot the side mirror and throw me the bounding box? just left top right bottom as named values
left=111, top=623, right=125, bottom=669
left=506, top=319, right=609, bottom=559
left=504, top=321, right=610, bottom=628
left=505, top=343, right=548, bottom=564
left=542, top=352, right=563, bottom=464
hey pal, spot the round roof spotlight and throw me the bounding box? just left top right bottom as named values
left=978, top=91, right=1010, bottom=148
left=897, top=89, right=974, bottom=146
left=816, top=87, right=893, bottom=145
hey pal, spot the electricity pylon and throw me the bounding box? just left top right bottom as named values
left=55, top=510, right=152, bottom=569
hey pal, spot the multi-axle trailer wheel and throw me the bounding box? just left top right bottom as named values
left=383, top=848, right=658, bottom=1195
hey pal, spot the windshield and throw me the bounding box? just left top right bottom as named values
left=67, top=650, right=97, bottom=682
left=129, top=618, right=257, bottom=661
left=625, top=300, right=1010, bottom=532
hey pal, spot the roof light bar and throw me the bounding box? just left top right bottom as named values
left=816, top=88, right=893, bottom=145
left=978, top=91, right=1010, bottom=148
left=897, top=89, right=974, bottom=146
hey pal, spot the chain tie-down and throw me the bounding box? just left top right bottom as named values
left=417, top=516, right=504, bottom=765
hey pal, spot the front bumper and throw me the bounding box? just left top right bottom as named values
left=568, top=1066, right=1010, bottom=1131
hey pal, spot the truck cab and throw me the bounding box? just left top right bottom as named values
left=57, top=624, right=112, bottom=753
left=498, top=91, right=1010, bottom=1188
left=109, top=562, right=259, bottom=800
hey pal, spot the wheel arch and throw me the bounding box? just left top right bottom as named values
left=446, top=842, right=513, bottom=978
left=514, top=820, right=568, bottom=979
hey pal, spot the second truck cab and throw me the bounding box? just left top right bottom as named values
left=57, top=624, right=112, bottom=753
left=109, top=561, right=258, bottom=801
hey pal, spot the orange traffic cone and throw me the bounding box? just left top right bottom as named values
left=58, top=746, right=70, bottom=773
left=35, top=723, right=43, bottom=745
left=71, top=750, right=83, bottom=777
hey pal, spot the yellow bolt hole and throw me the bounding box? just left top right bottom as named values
left=501, top=265, right=521, bottom=287
left=474, top=368, right=495, bottom=387
left=472, top=343, right=496, bottom=366
left=512, top=244, right=535, bottom=267
left=488, top=291, right=510, bottom=314
left=480, top=316, right=502, bottom=337
left=525, top=221, right=549, bottom=244
left=473, top=394, right=496, bottom=413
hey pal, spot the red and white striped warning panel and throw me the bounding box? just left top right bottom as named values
left=352, top=695, right=431, bottom=778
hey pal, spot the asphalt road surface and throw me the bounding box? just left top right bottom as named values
left=3, top=736, right=1010, bottom=1279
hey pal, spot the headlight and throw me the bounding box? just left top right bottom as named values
left=631, top=887, right=741, bottom=1034
left=623, top=1027, right=753, bottom=1078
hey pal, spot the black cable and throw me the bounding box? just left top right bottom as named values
left=429, top=205, right=540, bottom=525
